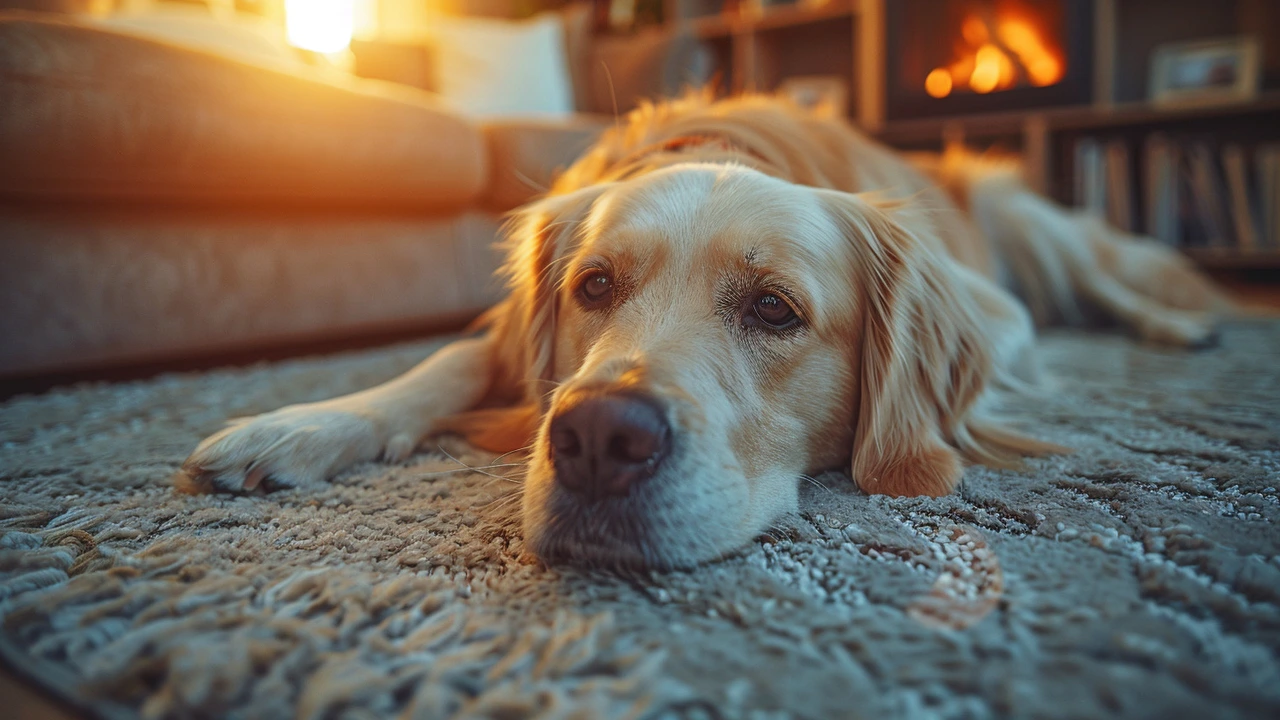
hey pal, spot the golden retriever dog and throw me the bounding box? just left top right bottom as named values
left=176, top=93, right=1229, bottom=570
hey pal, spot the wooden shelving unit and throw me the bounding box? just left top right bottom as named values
left=652, top=0, right=1279, bottom=271
left=877, top=92, right=1280, bottom=148
left=875, top=94, right=1280, bottom=270
left=662, top=0, right=881, bottom=128
left=677, top=0, right=856, bottom=40
left=865, top=0, right=1280, bottom=270
left=745, top=1, right=855, bottom=32
left=1184, top=249, right=1280, bottom=271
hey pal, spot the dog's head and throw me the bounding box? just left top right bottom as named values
left=470, top=163, right=1019, bottom=569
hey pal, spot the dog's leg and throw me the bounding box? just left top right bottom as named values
left=989, top=190, right=1218, bottom=347
left=1067, top=217, right=1219, bottom=347
left=1083, top=222, right=1233, bottom=315
left=176, top=337, right=494, bottom=493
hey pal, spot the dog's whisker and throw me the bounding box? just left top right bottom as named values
left=488, top=448, right=530, bottom=464
left=434, top=446, right=527, bottom=483
left=800, top=474, right=831, bottom=493
left=481, top=489, right=525, bottom=511
left=418, top=461, right=526, bottom=476
left=600, top=59, right=621, bottom=133
left=423, top=462, right=524, bottom=473
left=512, top=168, right=548, bottom=194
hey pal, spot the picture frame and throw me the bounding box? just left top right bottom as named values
left=1149, top=36, right=1260, bottom=108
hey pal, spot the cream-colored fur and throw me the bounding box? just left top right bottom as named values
left=178, top=93, right=1228, bottom=569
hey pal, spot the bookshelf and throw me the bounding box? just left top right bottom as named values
left=875, top=95, right=1280, bottom=270
left=875, top=92, right=1280, bottom=148
left=648, top=0, right=1280, bottom=269
left=865, top=0, right=1280, bottom=270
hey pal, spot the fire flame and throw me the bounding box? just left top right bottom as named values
left=925, top=12, right=1064, bottom=98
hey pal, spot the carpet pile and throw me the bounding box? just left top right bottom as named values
left=2, top=324, right=1279, bottom=719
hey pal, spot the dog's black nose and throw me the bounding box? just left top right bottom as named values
left=549, top=393, right=671, bottom=498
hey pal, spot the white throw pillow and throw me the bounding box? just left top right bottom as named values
left=427, top=12, right=575, bottom=119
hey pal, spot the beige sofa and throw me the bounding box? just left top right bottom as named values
left=0, top=13, right=608, bottom=381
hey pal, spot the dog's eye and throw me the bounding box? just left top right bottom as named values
left=749, top=293, right=799, bottom=329
left=578, top=272, right=614, bottom=306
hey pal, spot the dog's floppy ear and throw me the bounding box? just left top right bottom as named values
left=437, top=185, right=611, bottom=452
left=822, top=190, right=1026, bottom=496
left=495, top=184, right=613, bottom=396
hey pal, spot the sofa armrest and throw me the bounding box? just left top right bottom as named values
left=480, top=115, right=610, bottom=212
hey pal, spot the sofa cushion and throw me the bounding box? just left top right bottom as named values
left=0, top=207, right=505, bottom=376
left=0, top=14, right=488, bottom=211
left=481, top=116, right=608, bottom=212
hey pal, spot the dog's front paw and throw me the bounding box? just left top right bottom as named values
left=175, top=402, right=414, bottom=494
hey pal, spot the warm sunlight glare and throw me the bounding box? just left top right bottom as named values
left=353, top=0, right=380, bottom=40
left=285, top=0, right=355, bottom=54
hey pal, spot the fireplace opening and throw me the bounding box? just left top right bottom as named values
left=923, top=6, right=1065, bottom=98
left=886, top=0, right=1094, bottom=122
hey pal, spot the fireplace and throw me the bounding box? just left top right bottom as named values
left=885, top=0, right=1094, bottom=121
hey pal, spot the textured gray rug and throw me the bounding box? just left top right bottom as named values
left=2, top=323, right=1280, bottom=720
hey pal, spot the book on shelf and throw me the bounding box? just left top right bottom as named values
left=1222, top=144, right=1258, bottom=251
left=1261, top=144, right=1280, bottom=250
left=1186, top=143, right=1233, bottom=249
left=1073, top=137, right=1106, bottom=219
left=1105, top=139, right=1134, bottom=232
left=1144, top=134, right=1180, bottom=245
left=1083, top=134, right=1278, bottom=254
